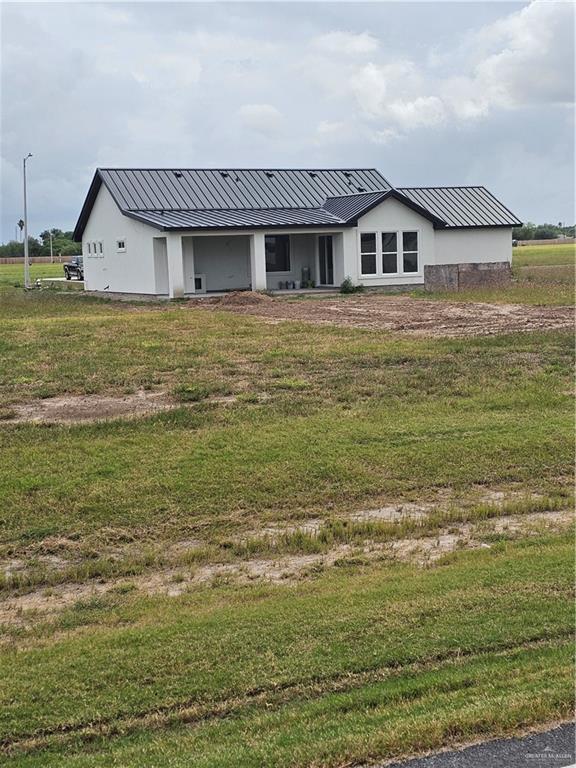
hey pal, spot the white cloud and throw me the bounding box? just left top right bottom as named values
left=339, top=0, right=575, bottom=141
left=237, top=104, right=283, bottom=137
left=312, top=31, right=379, bottom=56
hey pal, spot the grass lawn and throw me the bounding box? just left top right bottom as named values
left=0, top=249, right=573, bottom=766
left=512, top=243, right=575, bottom=267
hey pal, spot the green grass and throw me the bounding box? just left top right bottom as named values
left=2, top=535, right=574, bottom=764
left=0, top=257, right=574, bottom=766
left=0, top=262, right=67, bottom=288
left=512, top=243, right=575, bottom=267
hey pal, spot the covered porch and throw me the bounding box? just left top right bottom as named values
left=152, top=230, right=348, bottom=298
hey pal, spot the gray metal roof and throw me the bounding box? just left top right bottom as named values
left=74, top=168, right=520, bottom=239
left=101, top=168, right=391, bottom=211
left=323, top=190, right=390, bottom=221
left=398, top=187, right=522, bottom=228
left=128, top=207, right=343, bottom=230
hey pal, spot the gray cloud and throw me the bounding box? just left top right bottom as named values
left=1, top=1, right=574, bottom=241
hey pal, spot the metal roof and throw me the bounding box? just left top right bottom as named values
left=398, top=187, right=522, bottom=228
left=73, top=168, right=520, bottom=240
left=128, top=207, right=343, bottom=230
left=101, top=168, right=391, bottom=211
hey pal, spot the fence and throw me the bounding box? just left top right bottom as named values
left=0, top=256, right=69, bottom=264
left=516, top=238, right=575, bottom=246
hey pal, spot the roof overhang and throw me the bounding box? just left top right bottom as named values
left=73, top=170, right=103, bottom=241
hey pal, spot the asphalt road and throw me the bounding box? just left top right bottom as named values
left=384, top=724, right=575, bottom=768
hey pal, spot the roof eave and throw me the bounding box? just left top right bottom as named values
left=73, top=170, right=103, bottom=241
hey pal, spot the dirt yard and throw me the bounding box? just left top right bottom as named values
left=192, top=293, right=574, bottom=337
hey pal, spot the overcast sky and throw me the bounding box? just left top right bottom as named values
left=1, top=1, right=574, bottom=242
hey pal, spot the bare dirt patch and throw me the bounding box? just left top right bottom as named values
left=1, top=508, right=571, bottom=630
left=188, top=290, right=274, bottom=308
left=2, top=390, right=241, bottom=425
left=197, top=294, right=574, bottom=337
left=5, top=389, right=175, bottom=424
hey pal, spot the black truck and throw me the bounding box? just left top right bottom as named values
left=63, top=256, right=84, bottom=280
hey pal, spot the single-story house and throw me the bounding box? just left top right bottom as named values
left=73, top=168, right=522, bottom=297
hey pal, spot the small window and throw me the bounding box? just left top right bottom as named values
left=98, top=241, right=103, bottom=254
left=117, top=240, right=126, bottom=252
left=194, top=277, right=203, bottom=290
left=402, top=231, right=418, bottom=273
left=382, top=232, right=397, bottom=273
left=360, top=232, right=377, bottom=275
left=265, top=235, right=290, bottom=272
left=87, top=242, right=91, bottom=255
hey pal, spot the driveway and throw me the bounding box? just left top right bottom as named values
left=382, top=723, right=575, bottom=768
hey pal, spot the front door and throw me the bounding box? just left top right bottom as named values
left=318, top=235, right=334, bottom=285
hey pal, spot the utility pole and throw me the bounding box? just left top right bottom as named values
left=23, top=153, right=32, bottom=289
left=49, top=231, right=54, bottom=263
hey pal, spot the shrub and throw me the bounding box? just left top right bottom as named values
left=340, top=277, right=365, bottom=294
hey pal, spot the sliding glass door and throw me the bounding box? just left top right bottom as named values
left=318, top=235, right=334, bottom=286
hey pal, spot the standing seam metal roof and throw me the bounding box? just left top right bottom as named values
left=100, top=168, right=392, bottom=211
left=397, top=187, right=522, bottom=227
left=73, top=169, right=521, bottom=240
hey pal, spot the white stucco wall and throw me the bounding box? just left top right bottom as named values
left=82, top=185, right=159, bottom=293
left=345, top=197, right=436, bottom=286
left=187, top=235, right=251, bottom=292
left=434, top=227, right=512, bottom=265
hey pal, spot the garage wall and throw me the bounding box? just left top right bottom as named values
left=82, top=185, right=158, bottom=294
left=188, top=235, right=251, bottom=292
left=434, top=227, right=513, bottom=265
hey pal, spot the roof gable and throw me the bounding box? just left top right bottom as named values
left=324, top=189, right=447, bottom=227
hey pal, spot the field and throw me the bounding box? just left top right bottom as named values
left=0, top=243, right=574, bottom=766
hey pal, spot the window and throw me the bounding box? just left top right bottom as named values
left=87, top=243, right=91, bottom=255
left=98, top=241, right=103, bottom=254
left=265, top=235, right=291, bottom=272
left=382, top=232, right=397, bottom=273
left=117, top=240, right=126, bottom=252
left=403, top=231, right=418, bottom=272
left=360, top=232, right=377, bottom=275
left=359, top=229, right=420, bottom=277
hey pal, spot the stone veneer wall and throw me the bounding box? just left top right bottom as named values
left=424, top=262, right=512, bottom=292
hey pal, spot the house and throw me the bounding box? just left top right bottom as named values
left=73, top=168, right=522, bottom=297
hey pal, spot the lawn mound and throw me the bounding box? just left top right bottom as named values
left=217, top=291, right=274, bottom=306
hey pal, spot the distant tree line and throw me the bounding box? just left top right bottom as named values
left=512, top=222, right=575, bottom=240
left=0, top=229, right=79, bottom=258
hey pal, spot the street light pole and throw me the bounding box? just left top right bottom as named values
left=23, top=153, right=32, bottom=289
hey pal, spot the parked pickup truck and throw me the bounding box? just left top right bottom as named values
left=64, top=256, right=84, bottom=280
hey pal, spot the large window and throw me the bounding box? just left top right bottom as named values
left=360, top=232, right=377, bottom=275
left=359, top=230, right=419, bottom=276
left=265, top=235, right=291, bottom=272
left=403, top=231, right=418, bottom=272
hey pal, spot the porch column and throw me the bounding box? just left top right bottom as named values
left=166, top=233, right=185, bottom=299
left=182, top=236, right=196, bottom=295
left=249, top=232, right=267, bottom=291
